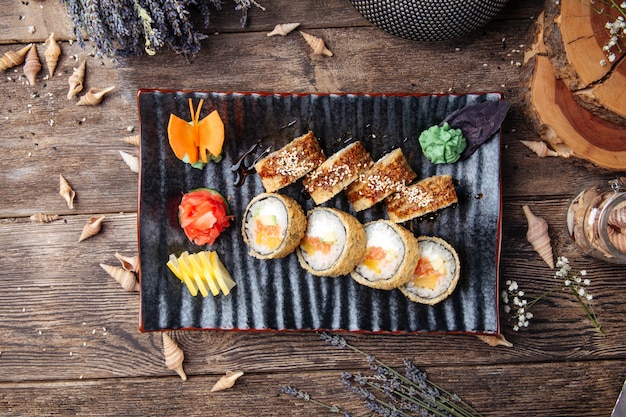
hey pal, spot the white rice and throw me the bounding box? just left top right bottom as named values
left=403, top=239, right=456, bottom=299
left=354, top=222, right=405, bottom=281
left=299, top=210, right=347, bottom=271
left=244, top=196, right=288, bottom=255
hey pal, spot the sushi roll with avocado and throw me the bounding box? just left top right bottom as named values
left=400, top=236, right=460, bottom=305
left=350, top=220, right=420, bottom=290
left=242, top=193, right=306, bottom=260
left=296, top=207, right=366, bottom=277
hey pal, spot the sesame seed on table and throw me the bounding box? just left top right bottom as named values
left=1, top=0, right=625, bottom=416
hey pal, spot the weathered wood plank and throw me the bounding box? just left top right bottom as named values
left=0, top=361, right=622, bottom=417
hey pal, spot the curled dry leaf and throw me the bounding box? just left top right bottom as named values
left=210, top=371, right=244, bottom=392
left=44, top=32, right=61, bottom=77
left=162, top=333, right=187, bottom=381
left=67, top=60, right=86, bottom=99
left=522, top=205, right=554, bottom=269
left=119, top=150, right=139, bottom=173
left=78, top=215, right=105, bottom=242
left=300, top=31, right=333, bottom=56
left=520, top=140, right=558, bottom=157
left=59, top=174, right=76, bottom=209
left=30, top=212, right=60, bottom=223
left=77, top=86, right=115, bottom=106
left=100, top=263, right=139, bottom=291
left=114, top=252, right=140, bottom=273
left=267, top=22, right=300, bottom=36
left=475, top=334, right=513, bottom=347
left=23, top=43, right=41, bottom=85
left=0, top=44, right=32, bottom=71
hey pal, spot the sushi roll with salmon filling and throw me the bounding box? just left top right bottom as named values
left=350, top=220, right=420, bottom=290
left=400, top=236, right=460, bottom=305
left=296, top=207, right=366, bottom=277
left=242, top=193, right=306, bottom=259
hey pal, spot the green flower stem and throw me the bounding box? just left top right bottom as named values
left=569, top=287, right=604, bottom=336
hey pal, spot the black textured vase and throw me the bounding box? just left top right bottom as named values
left=349, top=0, right=509, bottom=41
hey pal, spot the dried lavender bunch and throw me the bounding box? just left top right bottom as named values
left=60, top=0, right=264, bottom=59
left=279, top=386, right=354, bottom=417
left=279, top=333, right=482, bottom=417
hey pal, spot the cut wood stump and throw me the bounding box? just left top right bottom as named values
left=543, top=0, right=626, bottom=126
left=520, top=12, right=626, bottom=171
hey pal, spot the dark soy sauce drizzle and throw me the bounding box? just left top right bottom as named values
left=231, top=120, right=297, bottom=187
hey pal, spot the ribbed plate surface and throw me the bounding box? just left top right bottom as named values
left=138, top=91, right=501, bottom=334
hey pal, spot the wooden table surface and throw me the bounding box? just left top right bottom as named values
left=1, top=1, right=625, bottom=416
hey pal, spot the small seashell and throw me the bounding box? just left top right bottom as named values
left=210, top=371, right=244, bottom=392
left=522, top=205, right=554, bottom=269
left=608, top=205, right=626, bottom=229
left=520, top=140, right=558, bottom=157
left=607, top=226, right=626, bottom=254
left=59, top=174, right=76, bottom=209
left=78, top=215, right=105, bottom=242
left=44, top=32, right=61, bottom=77
left=67, top=60, right=86, bottom=99
left=121, top=134, right=140, bottom=147
left=0, top=44, right=32, bottom=71
left=114, top=252, right=140, bottom=273
left=119, top=150, right=139, bottom=173
left=300, top=31, right=333, bottom=56
left=30, top=212, right=61, bottom=223
left=23, top=44, right=41, bottom=85
left=475, top=334, right=513, bottom=347
left=100, top=263, right=139, bottom=291
left=162, top=333, right=187, bottom=381
left=267, top=22, right=300, bottom=37
left=523, top=205, right=554, bottom=266
left=77, top=86, right=115, bottom=106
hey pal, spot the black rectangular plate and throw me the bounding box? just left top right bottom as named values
left=138, top=90, right=501, bottom=334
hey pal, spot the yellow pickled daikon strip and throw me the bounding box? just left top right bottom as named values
left=166, top=253, right=199, bottom=296
left=195, top=251, right=220, bottom=296
left=209, top=251, right=237, bottom=295
left=179, top=251, right=209, bottom=297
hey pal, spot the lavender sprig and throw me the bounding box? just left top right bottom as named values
left=320, top=333, right=483, bottom=417
left=279, top=386, right=353, bottom=417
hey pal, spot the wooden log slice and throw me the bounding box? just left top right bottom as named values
left=521, top=13, right=626, bottom=171
left=543, top=0, right=626, bottom=126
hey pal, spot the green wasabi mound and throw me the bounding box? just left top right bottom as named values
left=418, top=122, right=467, bottom=164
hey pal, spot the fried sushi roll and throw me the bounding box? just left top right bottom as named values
left=296, top=207, right=366, bottom=277
left=350, top=220, right=420, bottom=290
left=385, top=174, right=458, bottom=223
left=399, top=236, right=460, bottom=305
left=302, top=141, right=373, bottom=205
left=345, top=148, right=417, bottom=212
left=254, top=131, right=326, bottom=192
left=242, top=193, right=306, bottom=260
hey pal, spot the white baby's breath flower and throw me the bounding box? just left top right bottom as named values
left=583, top=279, right=591, bottom=286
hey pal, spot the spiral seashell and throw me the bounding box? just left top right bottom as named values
left=59, top=174, right=75, bottom=209
left=100, top=263, right=140, bottom=291
left=29, top=212, right=61, bottom=223
left=121, top=134, right=140, bottom=147
left=78, top=215, right=105, bottom=242
left=23, top=44, right=41, bottom=85
left=162, top=333, right=187, bottom=381
left=77, top=86, right=115, bottom=106
left=607, top=226, right=626, bottom=254
left=44, top=32, right=61, bottom=77
left=0, top=44, right=32, bottom=71
left=475, top=334, right=513, bottom=347
left=608, top=205, right=626, bottom=229
left=300, top=31, right=333, bottom=56
left=210, top=371, right=244, bottom=392
left=114, top=252, right=140, bottom=273
left=522, top=205, right=554, bottom=269
left=67, top=60, right=86, bottom=99
left=267, top=22, right=300, bottom=37
left=520, top=140, right=558, bottom=157
left=119, top=150, right=139, bottom=173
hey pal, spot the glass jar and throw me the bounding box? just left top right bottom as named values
left=566, top=178, right=626, bottom=264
